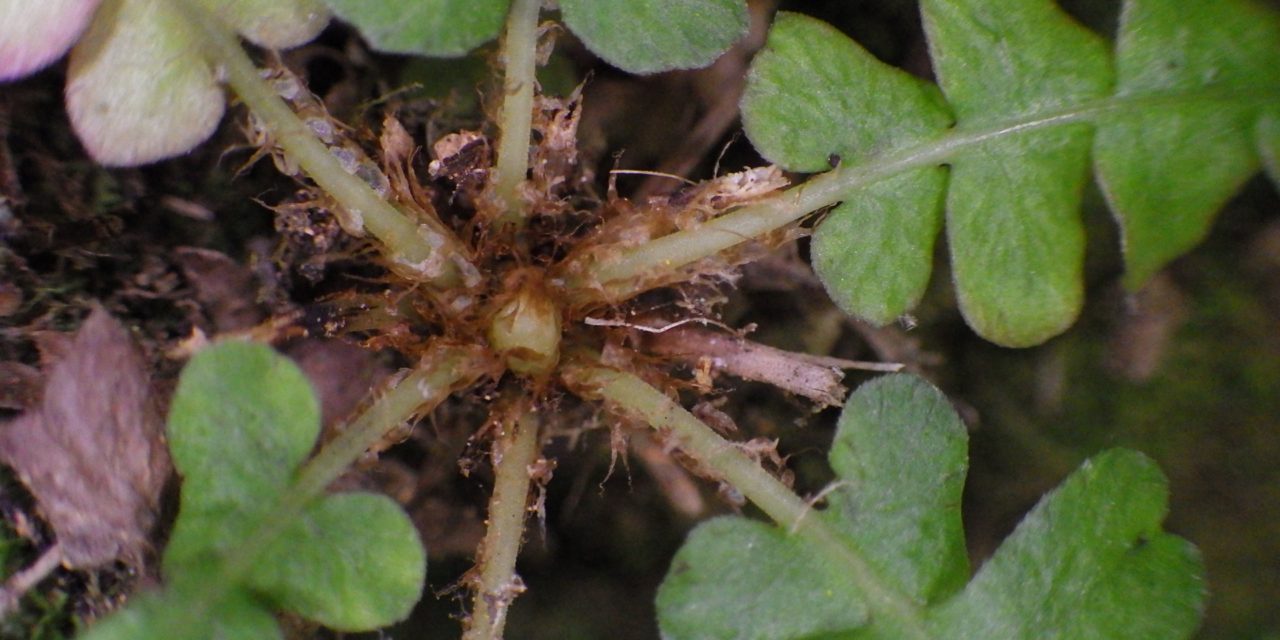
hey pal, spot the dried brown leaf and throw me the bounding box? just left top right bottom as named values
left=0, top=308, right=170, bottom=568
left=174, top=247, right=264, bottom=332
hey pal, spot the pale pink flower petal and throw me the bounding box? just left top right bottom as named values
left=0, top=0, right=103, bottom=81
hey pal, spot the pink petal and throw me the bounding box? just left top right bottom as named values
left=0, top=0, right=103, bottom=81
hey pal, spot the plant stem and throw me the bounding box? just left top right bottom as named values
left=290, top=344, right=493, bottom=503
left=489, top=0, right=542, bottom=231
left=565, top=360, right=931, bottom=640
left=174, top=0, right=478, bottom=289
left=464, top=397, right=542, bottom=640
left=561, top=89, right=1280, bottom=304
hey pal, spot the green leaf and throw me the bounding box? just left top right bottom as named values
left=166, top=341, right=319, bottom=504
left=921, top=0, right=1112, bottom=346
left=560, top=0, right=748, bottom=74
left=742, top=12, right=953, bottom=325
left=742, top=13, right=952, bottom=172
left=656, top=377, right=1204, bottom=638
left=657, top=374, right=968, bottom=637
left=1261, top=113, right=1280, bottom=187
left=925, top=450, right=1206, bottom=639
left=248, top=493, right=427, bottom=631
left=744, top=2, right=1279, bottom=346
left=163, top=341, right=319, bottom=569
left=194, top=0, right=330, bottom=49
left=85, top=342, right=429, bottom=637
left=65, top=0, right=225, bottom=166
left=656, top=518, right=870, bottom=639
left=320, top=0, right=509, bottom=57
left=78, top=591, right=283, bottom=640
left=825, top=375, right=969, bottom=602
left=1093, top=0, right=1280, bottom=288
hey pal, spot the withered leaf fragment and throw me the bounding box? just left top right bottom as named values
left=0, top=308, right=171, bottom=569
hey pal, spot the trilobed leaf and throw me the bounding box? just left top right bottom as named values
left=83, top=343, right=426, bottom=638
left=657, top=376, right=1205, bottom=639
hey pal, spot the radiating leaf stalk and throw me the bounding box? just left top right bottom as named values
left=288, top=344, right=493, bottom=504
left=565, top=0, right=1280, bottom=347
left=564, top=359, right=930, bottom=639
left=464, top=396, right=542, bottom=640
left=489, top=0, right=542, bottom=232
left=564, top=88, right=1279, bottom=307
left=171, top=0, right=480, bottom=290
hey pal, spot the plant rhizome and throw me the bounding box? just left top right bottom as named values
left=249, top=54, right=811, bottom=630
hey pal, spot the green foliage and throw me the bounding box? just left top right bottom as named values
left=320, top=0, right=509, bottom=57
left=322, top=0, right=747, bottom=74
left=742, top=0, right=1280, bottom=347
left=559, top=0, right=749, bottom=74
left=656, top=375, right=1205, bottom=639
left=742, top=13, right=951, bottom=329
left=80, top=343, right=425, bottom=639
left=1094, top=0, right=1280, bottom=288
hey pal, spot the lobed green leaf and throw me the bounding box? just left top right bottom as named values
left=166, top=341, right=320, bottom=507
left=925, top=450, right=1206, bottom=639
left=559, top=0, right=749, bottom=75
left=320, top=0, right=510, bottom=57
left=656, top=376, right=1205, bottom=639
left=921, top=0, right=1112, bottom=346
left=1093, top=0, right=1280, bottom=288
left=248, top=493, right=426, bottom=631
left=825, top=374, right=969, bottom=603
left=742, top=0, right=1280, bottom=346
left=656, top=517, right=870, bottom=639
left=742, top=13, right=952, bottom=325
left=657, top=374, right=968, bottom=636
left=163, top=340, right=319, bottom=572
left=85, top=342, right=428, bottom=637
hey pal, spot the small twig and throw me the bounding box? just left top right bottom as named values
left=788, top=352, right=905, bottom=373
left=789, top=480, right=851, bottom=535
left=583, top=316, right=734, bottom=334
left=645, top=326, right=901, bottom=407
left=0, top=543, right=62, bottom=618
left=609, top=169, right=697, bottom=186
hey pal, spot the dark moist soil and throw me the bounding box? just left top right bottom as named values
left=2, top=3, right=1279, bottom=639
